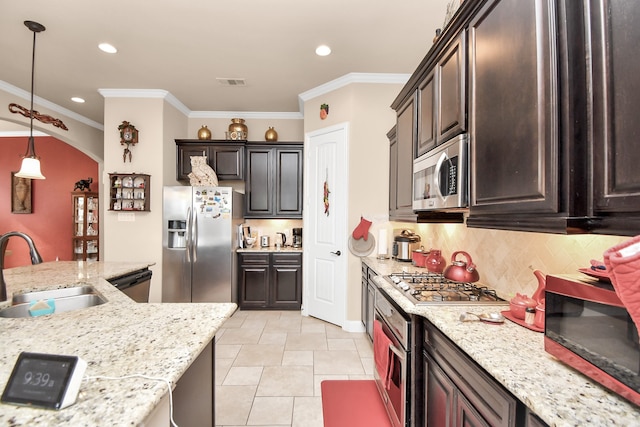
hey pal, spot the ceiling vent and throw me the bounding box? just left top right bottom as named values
left=216, top=78, right=246, bottom=86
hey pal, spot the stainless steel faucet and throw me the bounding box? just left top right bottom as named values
left=0, top=231, right=43, bottom=302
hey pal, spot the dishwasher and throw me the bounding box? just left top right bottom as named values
left=108, top=268, right=152, bottom=303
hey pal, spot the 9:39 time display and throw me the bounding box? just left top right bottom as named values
left=23, top=370, right=55, bottom=388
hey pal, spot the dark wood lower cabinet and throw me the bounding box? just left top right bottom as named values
left=238, top=252, right=302, bottom=310
left=422, top=321, right=520, bottom=427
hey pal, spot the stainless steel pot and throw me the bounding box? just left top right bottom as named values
left=392, top=230, right=421, bottom=262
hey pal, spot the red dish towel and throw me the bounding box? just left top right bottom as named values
left=603, top=235, right=640, bottom=339
left=373, top=320, right=393, bottom=389
left=352, top=216, right=372, bottom=241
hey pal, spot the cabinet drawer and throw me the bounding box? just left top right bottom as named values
left=272, top=253, right=302, bottom=265
left=425, top=324, right=516, bottom=427
left=238, top=253, right=269, bottom=265
left=367, top=269, right=378, bottom=284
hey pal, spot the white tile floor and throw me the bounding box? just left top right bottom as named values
left=214, top=310, right=374, bottom=427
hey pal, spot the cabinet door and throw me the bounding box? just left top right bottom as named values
left=418, top=70, right=437, bottom=156
left=211, top=145, right=244, bottom=180
left=590, top=0, right=640, bottom=233
left=457, top=392, right=491, bottom=427
left=469, top=0, right=557, bottom=215
left=361, top=265, right=368, bottom=330
left=391, top=96, right=417, bottom=222
left=177, top=145, right=209, bottom=181
left=238, top=254, right=270, bottom=308
left=271, top=253, right=302, bottom=309
left=437, top=31, right=467, bottom=144
left=275, top=147, right=303, bottom=217
left=245, top=147, right=273, bottom=216
left=425, top=352, right=455, bottom=427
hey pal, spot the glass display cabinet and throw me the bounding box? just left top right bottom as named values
left=72, top=192, right=99, bottom=261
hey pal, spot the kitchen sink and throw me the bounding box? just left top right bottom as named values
left=0, top=286, right=106, bottom=318
left=11, top=285, right=97, bottom=304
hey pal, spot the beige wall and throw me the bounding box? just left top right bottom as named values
left=304, top=82, right=402, bottom=324
left=102, top=96, right=187, bottom=301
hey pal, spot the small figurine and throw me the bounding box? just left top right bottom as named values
left=74, top=177, right=93, bottom=191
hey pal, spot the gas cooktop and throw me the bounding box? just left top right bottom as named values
left=384, top=271, right=507, bottom=305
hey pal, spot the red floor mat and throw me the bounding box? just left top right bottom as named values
left=321, top=380, right=392, bottom=427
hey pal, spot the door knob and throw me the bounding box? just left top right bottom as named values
left=330, top=250, right=341, bottom=256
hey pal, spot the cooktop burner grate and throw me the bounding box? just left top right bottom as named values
left=385, top=272, right=506, bottom=305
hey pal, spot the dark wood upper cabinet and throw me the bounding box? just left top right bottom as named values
left=245, top=143, right=303, bottom=218
left=589, top=0, right=640, bottom=234
left=417, top=31, right=467, bottom=158
left=466, top=0, right=591, bottom=233
left=175, top=140, right=244, bottom=181
left=390, top=98, right=418, bottom=222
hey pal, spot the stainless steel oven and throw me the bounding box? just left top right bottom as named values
left=374, top=288, right=410, bottom=427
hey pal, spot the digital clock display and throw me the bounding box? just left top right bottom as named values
left=1, top=352, right=85, bottom=410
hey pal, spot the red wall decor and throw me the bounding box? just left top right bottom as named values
left=0, top=136, right=98, bottom=268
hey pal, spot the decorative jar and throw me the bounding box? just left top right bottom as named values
left=265, top=126, right=278, bottom=142
left=228, top=118, right=248, bottom=140
left=197, top=125, right=211, bottom=140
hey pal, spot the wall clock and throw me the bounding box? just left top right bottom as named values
left=118, top=121, right=139, bottom=162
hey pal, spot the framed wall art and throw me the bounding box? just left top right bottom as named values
left=11, top=172, right=32, bottom=214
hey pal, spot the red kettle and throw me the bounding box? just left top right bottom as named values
left=443, top=251, right=480, bottom=283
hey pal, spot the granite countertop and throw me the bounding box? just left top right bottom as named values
left=237, top=246, right=303, bottom=253
left=363, top=256, right=640, bottom=427
left=0, top=261, right=237, bottom=426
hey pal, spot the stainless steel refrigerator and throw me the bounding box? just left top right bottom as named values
left=162, top=186, right=243, bottom=303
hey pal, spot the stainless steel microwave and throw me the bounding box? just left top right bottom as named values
left=412, top=134, right=468, bottom=211
left=545, top=274, right=640, bottom=406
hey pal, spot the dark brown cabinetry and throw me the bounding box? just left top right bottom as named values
left=589, top=0, right=640, bottom=234
left=418, top=31, right=467, bottom=157
left=466, top=0, right=590, bottom=233
left=245, top=144, right=303, bottom=218
left=175, top=140, right=244, bottom=181
left=360, top=264, right=376, bottom=341
left=423, top=321, right=518, bottom=427
left=389, top=97, right=418, bottom=222
left=238, top=252, right=302, bottom=309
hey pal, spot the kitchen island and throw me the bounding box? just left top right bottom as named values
left=0, top=261, right=236, bottom=426
left=364, top=257, right=639, bottom=427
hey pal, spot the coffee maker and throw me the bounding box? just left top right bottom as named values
left=292, top=228, right=302, bottom=248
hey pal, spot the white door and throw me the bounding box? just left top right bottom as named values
left=303, top=123, right=349, bottom=327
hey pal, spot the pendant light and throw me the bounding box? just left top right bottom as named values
left=16, top=20, right=46, bottom=180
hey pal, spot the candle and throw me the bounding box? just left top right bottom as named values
left=378, top=229, right=388, bottom=255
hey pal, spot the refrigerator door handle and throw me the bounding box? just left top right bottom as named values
left=193, top=209, right=198, bottom=263
left=186, top=207, right=192, bottom=263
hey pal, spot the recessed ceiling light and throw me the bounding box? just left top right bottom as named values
left=71, top=97, right=85, bottom=103
left=98, top=43, right=117, bottom=53
left=315, top=45, right=331, bottom=56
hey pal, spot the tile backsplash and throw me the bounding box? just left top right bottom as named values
left=387, top=221, right=627, bottom=300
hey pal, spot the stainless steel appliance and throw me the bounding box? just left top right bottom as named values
left=412, top=134, right=468, bottom=211
left=374, top=288, right=410, bottom=427
left=384, top=271, right=506, bottom=305
left=545, top=274, right=640, bottom=406
left=260, top=235, right=270, bottom=248
left=292, top=227, right=302, bottom=248
left=162, top=186, right=243, bottom=303
left=108, top=268, right=152, bottom=303
left=392, top=230, right=421, bottom=262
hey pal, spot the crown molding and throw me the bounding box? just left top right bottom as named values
left=297, top=72, right=410, bottom=112
left=189, top=111, right=303, bottom=120
left=0, top=130, right=49, bottom=137
left=0, top=80, right=104, bottom=131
